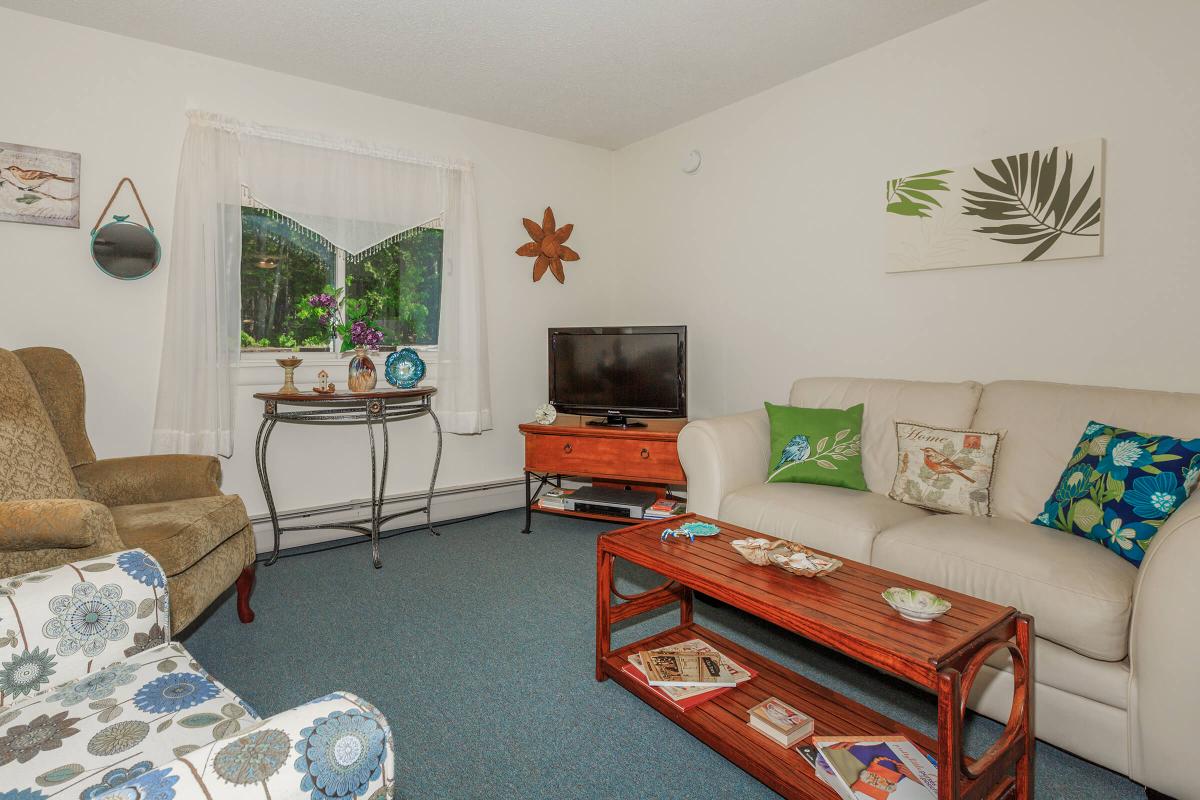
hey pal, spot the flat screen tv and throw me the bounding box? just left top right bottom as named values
left=548, top=326, right=686, bottom=427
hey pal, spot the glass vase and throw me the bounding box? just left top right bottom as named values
left=347, top=346, right=377, bottom=393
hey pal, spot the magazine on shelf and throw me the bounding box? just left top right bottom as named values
left=812, top=752, right=856, bottom=800
left=811, top=736, right=938, bottom=799
left=621, top=639, right=754, bottom=711
left=640, top=648, right=736, bottom=688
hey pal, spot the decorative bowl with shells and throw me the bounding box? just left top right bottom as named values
left=882, top=587, right=952, bottom=622
left=768, top=548, right=843, bottom=578
left=730, top=537, right=787, bottom=566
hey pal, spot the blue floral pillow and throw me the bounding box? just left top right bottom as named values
left=1033, top=421, right=1200, bottom=566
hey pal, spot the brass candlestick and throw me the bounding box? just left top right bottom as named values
left=275, top=357, right=303, bottom=394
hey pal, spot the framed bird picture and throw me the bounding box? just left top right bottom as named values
left=0, top=141, right=81, bottom=228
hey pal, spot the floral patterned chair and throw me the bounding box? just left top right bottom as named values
left=0, top=550, right=394, bottom=800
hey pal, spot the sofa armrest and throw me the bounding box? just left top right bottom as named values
left=0, top=548, right=170, bottom=686
left=677, top=409, right=769, bottom=518
left=74, top=454, right=222, bottom=506
left=93, top=691, right=395, bottom=800
left=0, top=498, right=117, bottom=550
left=1129, top=493, right=1200, bottom=795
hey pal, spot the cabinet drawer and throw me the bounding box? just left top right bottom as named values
left=525, top=434, right=684, bottom=482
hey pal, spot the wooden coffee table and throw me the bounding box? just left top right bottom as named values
left=595, top=514, right=1033, bottom=800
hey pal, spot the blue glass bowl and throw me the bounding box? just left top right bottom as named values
left=384, top=348, right=426, bottom=388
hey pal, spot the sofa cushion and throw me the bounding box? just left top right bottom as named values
left=889, top=422, right=1001, bottom=516
left=111, top=495, right=251, bottom=576
left=973, top=380, right=1200, bottom=522
left=1032, top=420, right=1200, bottom=566
left=0, top=348, right=80, bottom=502
left=765, top=402, right=866, bottom=490
left=788, top=377, right=983, bottom=495
left=0, top=641, right=260, bottom=793
left=872, top=514, right=1137, bottom=661
left=719, top=482, right=931, bottom=563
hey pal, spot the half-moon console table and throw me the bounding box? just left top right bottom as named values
left=252, top=387, right=441, bottom=569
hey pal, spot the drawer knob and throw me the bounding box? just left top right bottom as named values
left=563, top=443, right=573, bottom=454
left=641, top=447, right=650, bottom=459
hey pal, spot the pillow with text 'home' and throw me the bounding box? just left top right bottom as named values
left=889, top=422, right=1001, bottom=516
left=765, top=402, right=866, bottom=491
left=1032, top=421, right=1200, bottom=566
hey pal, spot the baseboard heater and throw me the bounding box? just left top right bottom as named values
left=247, top=476, right=525, bottom=526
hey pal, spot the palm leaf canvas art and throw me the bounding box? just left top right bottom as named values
left=885, top=138, right=1104, bottom=273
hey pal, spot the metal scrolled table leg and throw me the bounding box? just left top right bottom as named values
left=425, top=403, right=443, bottom=536
left=255, top=416, right=283, bottom=566
left=365, top=405, right=384, bottom=569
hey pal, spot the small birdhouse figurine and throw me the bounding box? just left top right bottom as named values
left=317, top=370, right=330, bottom=390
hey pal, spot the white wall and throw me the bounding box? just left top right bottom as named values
left=610, top=0, right=1200, bottom=419
left=0, top=7, right=614, bottom=541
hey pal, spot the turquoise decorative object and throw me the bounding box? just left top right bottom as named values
left=660, top=521, right=720, bottom=542
left=385, top=347, right=426, bottom=389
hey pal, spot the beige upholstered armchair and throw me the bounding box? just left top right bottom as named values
left=0, top=346, right=256, bottom=632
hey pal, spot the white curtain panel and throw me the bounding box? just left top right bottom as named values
left=438, top=165, right=492, bottom=433
left=152, top=112, right=492, bottom=457
left=151, top=120, right=241, bottom=457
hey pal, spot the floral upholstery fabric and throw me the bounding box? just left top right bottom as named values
left=0, top=349, right=79, bottom=502
left=0, top=551, right=171, bottom=693
left=1033, top=421, right=1200, bottom=566
left=13, top=347, right=97, bottom=469
left=0, top=551, right=395, bottom=800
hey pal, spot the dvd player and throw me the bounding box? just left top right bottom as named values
left=563, top=486, right=657, bottom=519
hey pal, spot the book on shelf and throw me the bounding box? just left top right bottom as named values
left=809, top=736, right=938, bottom=800
left=643, top=498, right=686, bottom=519
left=620, top=638, right=754, bottom=711
left=536, top=487, right=575, bottom=509
left=746, top=697, right=813, bottom=747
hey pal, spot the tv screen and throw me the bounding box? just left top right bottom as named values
left=549, top=326, right=686, bottom=422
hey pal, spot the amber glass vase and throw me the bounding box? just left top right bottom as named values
left=347, top=347, right=377, bottom=392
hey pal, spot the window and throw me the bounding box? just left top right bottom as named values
left=239, top=205, right=443, bottom=353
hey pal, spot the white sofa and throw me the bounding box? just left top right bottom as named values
left=679, top=377, right=1200, bottom=798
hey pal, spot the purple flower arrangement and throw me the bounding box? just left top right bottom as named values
left=298, top=284, right=386, bottom=351
left=350, top=320, right=385, bottom=348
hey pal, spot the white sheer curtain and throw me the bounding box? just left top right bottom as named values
left=152, top=111, right=492, bottom=456
left=151, top=121, right=241, bottom=456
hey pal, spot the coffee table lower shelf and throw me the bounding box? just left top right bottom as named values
left=602, top=623, right=986, bottom=800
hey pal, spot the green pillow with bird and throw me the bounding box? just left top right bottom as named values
left=764, top=402, right=867, bottom=491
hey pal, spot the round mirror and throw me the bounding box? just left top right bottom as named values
left=91, top=218, right=161, bottom=280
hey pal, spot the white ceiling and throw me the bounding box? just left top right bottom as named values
left=1, top=0, right=984, bottom=149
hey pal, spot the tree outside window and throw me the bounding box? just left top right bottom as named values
left=240, top=206, right=443, bottom=352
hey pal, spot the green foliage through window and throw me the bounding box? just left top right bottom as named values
left=348, top=228, right=442, bottom=346
left=240, top=207, right=443, bottom=351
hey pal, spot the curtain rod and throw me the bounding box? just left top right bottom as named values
left=186, top=110, right=473, bottom=172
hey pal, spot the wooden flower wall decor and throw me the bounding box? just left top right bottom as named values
left=516, top=206, right=579, bottom=283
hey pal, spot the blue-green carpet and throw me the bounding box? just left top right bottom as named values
left=181, top=510, right=1144, bottom=799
